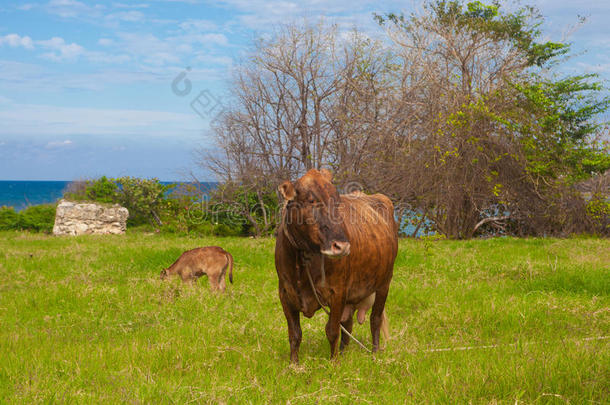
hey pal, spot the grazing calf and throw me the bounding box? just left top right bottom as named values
left=160, top=246, right=234, bottom=292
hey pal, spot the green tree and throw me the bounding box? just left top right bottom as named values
left=114, top=177, right=168, bottom=226
left=373, top=0, right=609, bottom=238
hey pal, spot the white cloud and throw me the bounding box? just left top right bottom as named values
left=46, top=139, right=73, bottom=148
left=0, top=33, right=132, bottom=65
left=98, top=38, right=114, bottom=46
left=112, top=2, right=150, bottom=9
left=36, top=0, right=151, bottom=27
left=112, top=31, right=226, bottom=66
left=0, top=59, right=217, bottom=92
left=179, top=19, right=217, bottom=32
left=37, top=37, right=85, bottom=61
left=193, top=54, right=233, bottom=66
left=194, top=33, right=229, bottom=46
left=576, top=61, right=610, bottom=74
left=0, top=34, right=35, bottom=49
left=0, top=104, right=203, bottom=138
left=86, top=52, right=132, bottom=64
left=107, top=10, right=145, bottom=22
left=45, top=0, right=105, bottom=19
left=212, top=0, right=395, bottom=30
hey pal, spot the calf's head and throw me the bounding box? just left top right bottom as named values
left=279, top=169, right=350, bottom=258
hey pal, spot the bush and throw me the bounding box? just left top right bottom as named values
left=0, top=205, right=56, bottom=233
left=0, top=207, right=20, bottom=230
left=207, top=183, right=279, bottom=237
left=62, top=177, right=264, bottom=236
left=18, top=204, right=56, bottom=233
left=64, top=176, right=118, bottom=203
left=64, top=176, right=169, bottom=227
left=586, top=193, right=610, bottom=236
left=213, top=223, right=241, bottom=237
left=114, top=177, right=169, bottom=226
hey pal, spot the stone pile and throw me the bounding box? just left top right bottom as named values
left=53, top=200, right=129, bottom=235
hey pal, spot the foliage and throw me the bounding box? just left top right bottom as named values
left=64, top=176, right=118, bottom=203
left=61, top=177, right=275, bottom=237
left=207, top=183, right=279, bottom=237
left=514, top=76, right=610, bottom=180
left=1, top=204, right=57, bottom=233
left=0, top=206, right=20, bottom=231
left=114, top=177, right=169, bottom=226
left=370, top=0, right=609, bottom=238
left=18, top=204, right=56, bottom=233
left=65, top=177, right=174, bottom=229
left=156, top=182, right=212, bottom=235
left=586, top=193, right=610, bottom=235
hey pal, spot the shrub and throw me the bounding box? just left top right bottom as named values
left=0, top=207, right=20, bottom=230
left=64, top=177, right=169, bottom=227
left=18, top=204, right=56, bottom=233
left=62, top=177, right=232, bottom=236
left=213, top=223, right=241, bottom=237
left=586, top=193, right=610, bottom=236
left=114, top=177, right=168, bottom=226
left=64, top=176, right=118, bottom=203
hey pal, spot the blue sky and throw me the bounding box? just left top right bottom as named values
left=0, top=0, right=609, bottom=181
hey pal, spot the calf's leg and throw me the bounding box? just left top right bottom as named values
left=208, top=270, right=222, bottom=291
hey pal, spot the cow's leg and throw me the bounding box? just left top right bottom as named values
left=280, top=293, right=302, bottom=364
left=339, top=315, right=353, bottom=352
left=325, top=294, right=345, bottom=359
left=370, top=286, right=389, bottom=352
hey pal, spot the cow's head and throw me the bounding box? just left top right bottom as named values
left=160, top=269, right=168, bottom=280
left=279, top=169, right=350, bottom=258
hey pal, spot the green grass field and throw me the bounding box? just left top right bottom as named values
left=0, top=232, right=608, bottom=403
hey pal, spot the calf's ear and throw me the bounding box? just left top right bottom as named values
left=320, top=169, right=333, bottom=182
left=278, top=181, right=296, bottom=201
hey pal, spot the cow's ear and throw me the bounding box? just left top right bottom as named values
left=320, top=169, right=333, bottom=182
left=278, top=181, right=296, bottom=201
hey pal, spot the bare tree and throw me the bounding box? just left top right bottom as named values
left=205, top=22, right=359, bottom=184
left=200, top=21, right=369, bottom=235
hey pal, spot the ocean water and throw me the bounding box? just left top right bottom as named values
left=0, top=181, right=70, bottom=211
left=0, top=181, right=218, bottom=211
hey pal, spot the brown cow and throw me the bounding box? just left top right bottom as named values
left=160, top=246, right=234, bottom=292
left=275, top=169, right=398, bottom=363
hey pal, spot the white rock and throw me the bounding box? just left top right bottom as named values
left=53, top=199, right=129, bottom=236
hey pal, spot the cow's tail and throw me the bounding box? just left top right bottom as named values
left=225, top=252, right=234, bottom=284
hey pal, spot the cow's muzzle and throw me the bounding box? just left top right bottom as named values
left=321, top=240, right=350, bottom=258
